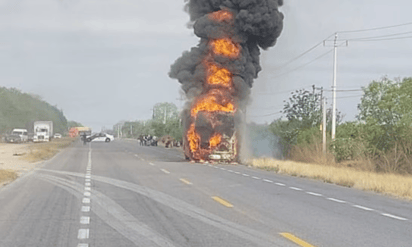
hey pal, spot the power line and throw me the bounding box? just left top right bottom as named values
left=338, top=21, right=412, bottom=34
left=274, top=33, right=335, bottom=70
left=352, top=35, right=412, bottom=42
left=343, top=30, right=412, bottom=41
left=258, top=84, right=313, bottom=96
left=249, top=111, right=283, bottom=118
left=270, top=49, right=333, bottom=79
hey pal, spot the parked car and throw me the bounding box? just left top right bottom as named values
left=5, top=129, right=28, bottom=143
left=86, top=133, right=114, bottom=142
left=54, top=133, right=62, bottom=139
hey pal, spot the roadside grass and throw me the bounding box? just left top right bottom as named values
left=251, top=158, right=412, bottom=201
left=23, top=138, right=76, bottom=163
left=0, top=169, right=18, bottom=185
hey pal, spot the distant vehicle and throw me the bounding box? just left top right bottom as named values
left=86, top=133, right=114, bottom=143
left=33, top=121, right=53, bottom=142
left=53, top=133, right=62, bottom=139
left=5, top=129, right=28, bottom=143
left=28, top=133, right=34, bottom=142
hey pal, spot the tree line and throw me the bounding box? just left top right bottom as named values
left=114, top=102, right=182, bottom=142
left=0, top=87, right=70, bottom=134
left=270, top=77, right=412, bottom=174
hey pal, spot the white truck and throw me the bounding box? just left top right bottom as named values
left=33, top=121, right=53, bottom=142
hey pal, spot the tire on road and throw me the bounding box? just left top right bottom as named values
left=105, top=138, right=111, bottom=143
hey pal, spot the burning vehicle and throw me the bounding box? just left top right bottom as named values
left=170, top=1, right=284, bottom=162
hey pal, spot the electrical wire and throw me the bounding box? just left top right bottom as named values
left=249, top=111, right=283, bottom=118
left=274, top=33, right=335, bottom=70
left=344, top=30, right=412, bottom=41
left=351, top=35, right=412, bottom=42
left=270, top=49, right=333, bottom=79
left=338, top=21, right=412, bottom=34
left=258, top=84, right=313, bottom=96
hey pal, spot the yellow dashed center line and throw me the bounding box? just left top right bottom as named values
left=180, top=178, right=193, bottom=185
left=212, top=196, right=234, bottom=208
left=280, top=233, right=315, bottom=247
left=161, top=169, right=170, bottom=174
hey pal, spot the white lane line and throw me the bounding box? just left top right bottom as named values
left=220, top=168, right=226, bottom=171
left=85, top=175, right=91, bottom=179
left=85, top=187, right=91, bottom=191
left=161, top=169, right=170, bottom=174
left=242, top=174, right=250, bottom=177
left=82, top=198, right=91, bottom=204
left=275, top=182, right=285, bottom=186
left=84, top=192, right=91, bottom=197
left=306, top=192, right=323, bottom=197
left=289, top=187, right=303, bottom=191
left=381, top=213, right=408, bottom=221
left=149, top=162, right=155, bottom=166
left=208, top=164, right=212, bottom=167
left=252, top=176, right=261, bottom=180
left=81, top=206, right=90, bottom=212
left=263, top=179, right=274, bottom=183
left=80, top=216, right=90, bottom=225
left=86, top=168, right=91, bottom=171
left=77, top=244, right=89, bottom=247
left=141, top=158, right=145, bottom=161
left=228, top=170, right=234, bottom=173
left=85, top=178, right=91, bottom=182
left=134, top=154, right=139, bottom=157
left=327, top=198, right=346, bottom=203
left=85, top=182, right=91, bottom=187
left=234, top=172, right=241, bottom=174
left=78, top=229, right=89, bottom=239
left=353, top=205, right=374, bottom=211
left=214, top=166, right=219, bottom=169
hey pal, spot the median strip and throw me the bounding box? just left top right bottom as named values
left=212, top=196, right=234, bottom=208
left=280, top=233, right=315, bottom=247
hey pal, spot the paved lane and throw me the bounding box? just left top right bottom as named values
left=0, top=139, right=411, bottom=247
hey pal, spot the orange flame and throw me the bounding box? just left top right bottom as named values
left=209, top=134, right=222, bottom=148
left=211, top=39, right=240, bottom=58
left=207, top=64, right=232, bottom=86
left=191, top=93, right=235, bottom=117
left=187, top=123, right=200, bottom=153
left=210, top=10, right=233, bottom=21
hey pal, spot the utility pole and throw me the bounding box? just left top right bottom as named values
left=163, top=106, right=167, bottom=124
left=322, top=95, right=327, bottom=154
left=324, top=33, right=347, bottom=142
left=316, top=86, right=327, bottom=154
left=331, top=33, right=338, bottom=141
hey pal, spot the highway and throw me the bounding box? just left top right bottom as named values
left=0, top=139, right=411, bottom=247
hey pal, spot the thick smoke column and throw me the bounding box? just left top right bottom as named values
left=170, top=0, right=284, bottom=162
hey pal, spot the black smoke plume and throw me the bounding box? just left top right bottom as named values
left=169, top=0, right=284, bottom=161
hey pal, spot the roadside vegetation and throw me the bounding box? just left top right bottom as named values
left=0, top=169, right=18, bottom=186
left=254, top=76, right=412, bottom=200
left=0, top=87, right=69, bottom=134
left=23, top=138, right=77, bottom=163
left=114, top=102, right=183, bottom=142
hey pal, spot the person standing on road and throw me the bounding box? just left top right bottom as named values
left=82, top=133, right=87, bottom=145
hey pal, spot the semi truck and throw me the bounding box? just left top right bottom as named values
left=33, top=121, right=53, bottom=142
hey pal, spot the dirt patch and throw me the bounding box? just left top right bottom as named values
left=0, top=138, right=76, bottom=186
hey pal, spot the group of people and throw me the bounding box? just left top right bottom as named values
left=138, top=134, right=158, bottom=146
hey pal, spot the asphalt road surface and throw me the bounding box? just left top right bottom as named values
left=0, top=139, right=411, bottom=247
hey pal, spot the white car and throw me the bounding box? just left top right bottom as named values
left=86, top=133, right=114, bottom=142
left=54, top=133, right=62, bottom=139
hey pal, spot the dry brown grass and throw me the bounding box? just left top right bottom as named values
left=23, top=138, right=76, bottom=163
left=251, top=158, right=412, bottom=201
left=0, top=169, right=18, bottom=185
